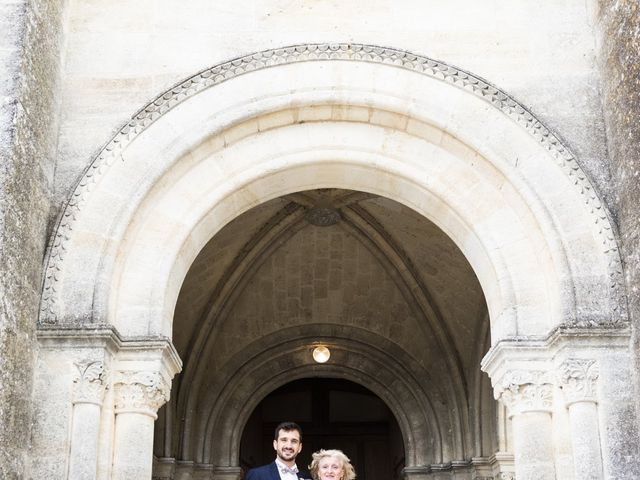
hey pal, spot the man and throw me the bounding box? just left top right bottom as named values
left=245, top=422, right=312, bottom=480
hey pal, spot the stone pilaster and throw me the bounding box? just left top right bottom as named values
left=68, top=360, right=108, bottom=480
left=494, top=369, right=556, bottom=480
left=558, top=359, right=603, bottom=480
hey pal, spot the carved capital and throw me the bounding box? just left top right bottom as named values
left=73, top=360, right=108, bottom=405
left=494, top=369, right=553, bottom=416
left=114, top=371, right=170, bottom=418
left=558, top=359, right=599, bottom=406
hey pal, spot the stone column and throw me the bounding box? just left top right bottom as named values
left=558, top=359, right=603, bottom=480
left=495, top=370, right=556, bottom=480
left=68, top=360, right=108, bottom=480
left=112, top=371, right=170, bottom=480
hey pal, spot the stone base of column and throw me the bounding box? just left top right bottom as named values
left=403, top=466, right=430, bottom=480
left=175, top=460, right=195, bottom=480
left=213, top=466, right=243, bottom=480
left=193, top=464, right=214, bottom=479
left=153, top=457, right=176, bottom=479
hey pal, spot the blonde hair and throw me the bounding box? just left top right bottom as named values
left=309, top=449, right=356, bottom=480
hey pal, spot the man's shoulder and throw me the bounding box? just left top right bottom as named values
left=245, top=462, right=275, bottom=479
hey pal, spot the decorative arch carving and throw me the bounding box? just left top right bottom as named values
left=38, top=44, right=626, bottom=349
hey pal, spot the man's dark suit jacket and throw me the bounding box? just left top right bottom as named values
left=245, top=461, right=312, bottom=480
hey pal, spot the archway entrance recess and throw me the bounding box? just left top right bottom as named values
left=155, top=188, right=498, bottom=474
left=32, top=44, right=636, bottom=480
left=151, top=187, right=498, bottom=479
left=239, top=378, right=405, bottom=480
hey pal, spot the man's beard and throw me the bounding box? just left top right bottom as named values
left=278, top=449, right=296, bottom=461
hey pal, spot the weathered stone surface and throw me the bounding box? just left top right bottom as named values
left=0, top=0, right=63, bottom=477
left=596, top=0, right=640, bottom=435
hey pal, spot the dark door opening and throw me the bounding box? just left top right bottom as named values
left=240, top=378, right=405, bottom=480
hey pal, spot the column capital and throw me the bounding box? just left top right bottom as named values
left=73, top=359, right=109, bottom=405
left=494, top=369, right=554, bottom=416
left=114, top=370, right=170, bottom=418
left=112, top=334, right=181, bottom=418
left=557, top=358, right=599, bottom=406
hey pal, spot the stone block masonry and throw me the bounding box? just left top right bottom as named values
left=0, top=0, right=64, bottom=477
left=596, top=0, right=640, bottom=446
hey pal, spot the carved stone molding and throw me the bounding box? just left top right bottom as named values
left=114, top=371, right=170, bottom=418
left=39, top=43, right=625, bottom=326
left=494, top=370, right=553, bottom=416
left=496, top=473, right=516, bottom=480
left=73, top=360, right=108, bottom=405
left=558, top=359, right=599, bottom=406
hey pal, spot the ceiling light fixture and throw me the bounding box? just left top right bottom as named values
left=312, top=346, right=331, bottom=364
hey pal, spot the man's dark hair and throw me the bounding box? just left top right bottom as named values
left=274, top=422, right=302, bottom=441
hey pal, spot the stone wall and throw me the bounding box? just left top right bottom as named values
left=54, top=0, right=609, bottom=210
left=0, top=0, right=64, bottom=477
left=596, top=0, right=640, bottom=429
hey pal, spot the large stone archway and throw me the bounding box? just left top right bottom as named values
left=32, top=45, right=636, bottom=480
left=40, top=45, right=625, bottom=335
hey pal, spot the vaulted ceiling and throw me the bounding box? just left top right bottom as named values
left=167, top=188, right=493, bottom=463
left=174, top=188, right=488, bottom=376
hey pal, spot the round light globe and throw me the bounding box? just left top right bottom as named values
left=312, top=346, right=331, bottom=363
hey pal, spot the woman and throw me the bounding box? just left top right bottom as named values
left=309, top=449, right=356, bottom=480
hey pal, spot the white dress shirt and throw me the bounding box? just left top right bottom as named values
left=275, top=458, right=299, bottom=480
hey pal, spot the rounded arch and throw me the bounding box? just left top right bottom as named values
left=39, top=43, right=625, bottom=344
left=190, top=325, right=444, bottom=468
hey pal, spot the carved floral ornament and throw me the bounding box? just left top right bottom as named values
left=557, top=359, right=599, bottom=405
left=39, top=43, right=625, bottom=325
left=494, top=362, right=600, bottom=415
left=494, top=370, right=554, bottom=417
left=114, top=371, right=170, bottom=418
left=73, top=360, right=108, bottom=405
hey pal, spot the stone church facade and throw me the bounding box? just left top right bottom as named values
left=1, top=1, right=639, bottom=479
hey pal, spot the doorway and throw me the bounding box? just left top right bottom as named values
left=240, top=378, right=405, bottom=480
